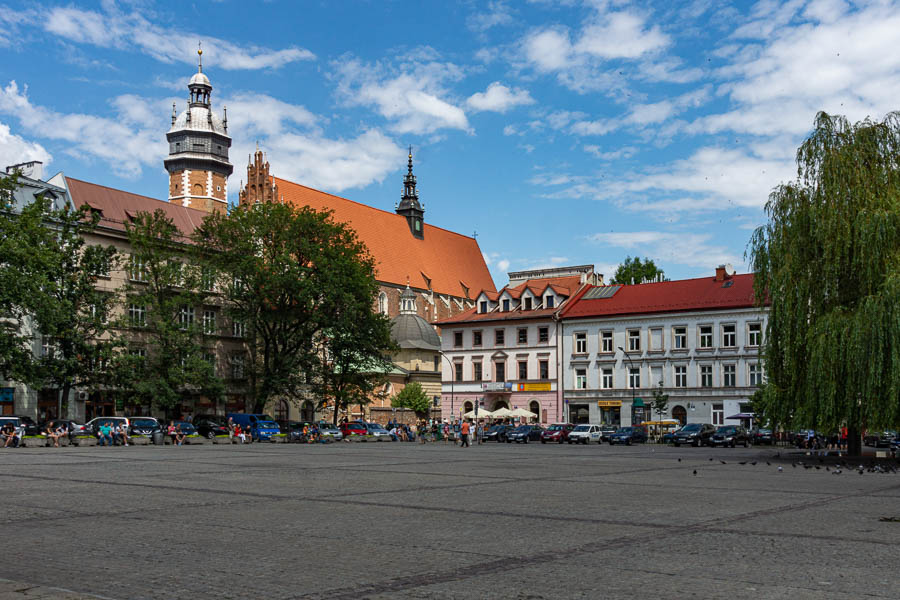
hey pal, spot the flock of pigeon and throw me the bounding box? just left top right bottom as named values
left=683, top=452, right=900, bottom=476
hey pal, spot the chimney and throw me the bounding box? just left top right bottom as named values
left=715, top=264, right=735, bottom=281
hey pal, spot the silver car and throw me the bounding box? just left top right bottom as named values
left=319, top=425, right=343, bottom=441
left=567, top=424, right=603, bottom=444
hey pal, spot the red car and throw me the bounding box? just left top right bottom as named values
left=541, top=423, right=575, bottom=443
left=339, top=421, right=368, bottom=437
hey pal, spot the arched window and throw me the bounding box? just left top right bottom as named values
left=463, top=401, right=474, bottom=414
left=300, top=401, right=315, bottom=423
left=672, top=405, right=687, bottom=425
left=529, top=400, right=541, bottom=423
left=378, top=292, right=388, bottom=314
left=192, top=183, right=204, bottom=196
left=274, top=399, right=289, bottom=422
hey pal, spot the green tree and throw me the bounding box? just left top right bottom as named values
left=194, top=201, right=395, bottom=415
left=118, top=209, right=223, bottom=416
left=651, top=382, right=669, bottom=420
left=391, top=381, right=431, bottom=415
left=610, top=256, right=665, bottom=285
left=749, top=111, right=900, bottom=455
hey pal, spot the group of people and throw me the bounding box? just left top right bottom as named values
left=1, top=422, right=21, bottom=448
left=382, top=418, right=488, bottom=447
left=97, top=422, right=130, bottom=446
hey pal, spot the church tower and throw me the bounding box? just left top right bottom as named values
left=239, top=148, right=279, bottom=206
left=164, top=46, right=233, bottom=214
left=396, top=148, right=424, bottom=239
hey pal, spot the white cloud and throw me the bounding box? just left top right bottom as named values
left=522, top=28, right=574, bottom=72
left=575, top=11, right=669, bottom=59
left=590, top=231, right=743, bottom=271
left=43, top=5, right=314, bottom=70
left=333, top=56, right=470, bottom=135
left=584, top=145, right=637, bottom=160
left=0, top=121, right=52, bottom=168
left=467, top=1, right=515, bottom=32
left=497, top=259, right=511, bottom=272
left=466, top=82, right=534, bottom=113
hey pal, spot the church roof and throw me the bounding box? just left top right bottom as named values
left=169, top=106, right=227, bottom=135
left=274, top=176, right=495, bottom=299
left=391, top=313, right=442, bottom=351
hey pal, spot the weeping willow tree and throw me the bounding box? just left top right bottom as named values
left=749, top=111, right=900, bottom=454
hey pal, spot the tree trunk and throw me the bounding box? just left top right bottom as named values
left=847, top=425, right=861, bottom=457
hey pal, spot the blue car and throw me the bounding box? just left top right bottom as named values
left=226, top=413, right=281, bottom=441
left=608, top=426, right=648, bottom=445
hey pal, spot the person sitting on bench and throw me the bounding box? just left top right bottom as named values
left=45, top=424, right=63, bottom=447
left=2, top=422, right=19, bottom=448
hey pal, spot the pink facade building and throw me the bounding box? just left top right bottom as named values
left=435, top=266, right=601, bottom=423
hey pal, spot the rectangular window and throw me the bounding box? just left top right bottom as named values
left=539, top=360, right=549, bottom=379
left=90, top=255, right=111, bottom=278
left=41, top=336, right=56, bottom=358
left=232, top=319, right=245, bottom=338
left=201, top=266, right=217, bottom=292
left=700, top=365, right=713, bottom=387
left=748, top=322, right=762, bottom=347
left=203, top=352, right=217, bottom=375
left=473, top=361, right=482, bottom=381
left=495, top=361, right=506, bottom=382
left=712, top=403, right=724, bottom=425
left=673, top=327, right=687, bottom=350
left=524, top=297, right=532, bottom=310
left=454, top=331, right=463, bottom=348
left=90, top=301, right=109, bottom=325
left=179, top=306, right=194, bottom=330
left=128, top=255, right=146, bottom=282
left=722, top=324, right=736, bottom=348
left=130, top=347, right=147, bottom=359
left=202, top=310, right=216, bottom=335
left=629, top=367, right=640, bottom=389
left=495, top=329, right=505, bottom=346
left=600, top=331, right=613, bottom=353
left=748, top=363, right=762, bottom=386
left=538, top=327, right=549, bottom=343
left=699, top=325, right=713, bottom=349
left=575, top=368, right=587, bottom=389
left=517, top=328, right=527, bottom=344
left=650, top=328, right=662, bottom=351
left=231, top=354, right=245, bottom=379
left=454, top=362, right=463, bottom=381
left=674, top=365, right=687, bottom=388
left=473, top=330, right=482, bottom=346
left=502, top=299, right=510, bottom=311
left=627, top=329, right=641, bottom=352
left=601, top=368, right=613, bottom=389
left=723, top=364, right=736, bottom=387
left=575, top=332, right=587, bottom=354
left=518, top=361, right=528, bottom=380
left=128, top=303, right=146, bottom=327
left=479, top=301, right=488, bottom=313
left=545, top=296, right=555, bottom=308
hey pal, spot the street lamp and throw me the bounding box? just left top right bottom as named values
left=438, top=351, right=454, bottom=421
left=618, top=346, right=637, bottom=424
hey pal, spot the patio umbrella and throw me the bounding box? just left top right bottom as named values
left=490, top=407, right=512, bottom=418
left=509, top=407, right=537, bottom=418
left=463, top=408, right=493, bottom=419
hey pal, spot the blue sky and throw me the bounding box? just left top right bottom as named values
left=1, top=1, right=898, bottom=286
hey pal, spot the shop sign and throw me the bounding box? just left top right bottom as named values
left=597, top=400, right=622, bottom=408
left=0, top=388, right=13, bottom=403
left=482, top=382, right=512, bottom=392
left=516, top=382, right=551, bottom=392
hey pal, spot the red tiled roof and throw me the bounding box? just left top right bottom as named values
left=560, top=274, right=761, bottom=320
left=275, top=177, right=495, bottom=298
left=66, top=177, right=207, bottom=239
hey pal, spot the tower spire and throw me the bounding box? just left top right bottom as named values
left=396, top=147, right=424, bottom=239
left=197, top=41, right=203, bottom=73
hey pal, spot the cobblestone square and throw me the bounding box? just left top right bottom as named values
left=1, top=443, right=898, bottom=599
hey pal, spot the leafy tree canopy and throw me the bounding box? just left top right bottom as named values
left=749, top=111, right=900, bottom=440
left=391, top=381, right=431, bottom=415
left=610, top=256, right=665, bottom=285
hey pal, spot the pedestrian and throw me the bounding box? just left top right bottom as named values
left=227, top=417, right=234, bottom=442
left=459, top=420, right=470, bottom=448
left=476, top=421, right=484, bottom=445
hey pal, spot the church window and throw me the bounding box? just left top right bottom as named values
left=192, top=183, right=203, bottom=195
left=415, top=220, right=421, bottom=231
left=378, top=292, right=388, bottom=315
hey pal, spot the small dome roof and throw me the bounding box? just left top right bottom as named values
left=391, top=313, right=441, bottom=351
left=170, top=106, right=228, bottom=135
left=189, top=71, right=211, bottom=87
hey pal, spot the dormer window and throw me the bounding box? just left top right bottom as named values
left=524, top=297, right=532, bottom=310
left=545, top=296, right=555, bottom=308
left=479, top=301, right=487, bottom=313
left=502, top=299, right=510, bottom=312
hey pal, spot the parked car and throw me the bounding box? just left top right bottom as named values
left=749, top=427, right=774, bottom=445
left=86, top=416, right=130, bottom=435
left=194, top=415, right=231, bottom=439
left=568, top=424, right=603, bottom=444
left=226, top=413, right=280, bottom=441
left=709, top=425, right=750, bottom=448
left=42, top=419, right=89, bottom=440
left=541, top=423, right=575, bottom=443
left=864, top=431, right=898, bottom=448
left=892, top=437, right=900, bottom=457
left=599, top=424, right=619, bottom=441
left=128, top=417, right=161, bottom=436
left=484, top=424, right=513, bottom=442
left=661, top=427, right=682, bottom=444
left=14, top=415, right=40, bottom=436
left=366, top=422, right=393, bottom=440
left=506, top=424, right=544, bottom=443
left=172, top=421, right=197, bottom=436
left=608, top=426, right=648, bottom=445
left=339, top=421, right=368, bottom=437
left=673, top=423, right=716, bottom=447
left=319, top=424, right=343, bottom=442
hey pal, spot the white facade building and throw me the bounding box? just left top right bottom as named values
left=560, top=267, right=767, bottom=427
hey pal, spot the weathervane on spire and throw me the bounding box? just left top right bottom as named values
left=197, top=41, right=203, bottom=72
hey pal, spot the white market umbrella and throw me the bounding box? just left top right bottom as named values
left=490, top=407, right=513, bottom=418
left=463, top=408, right=493, bottom=419
left=510, top=407, right=538, bottom=418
